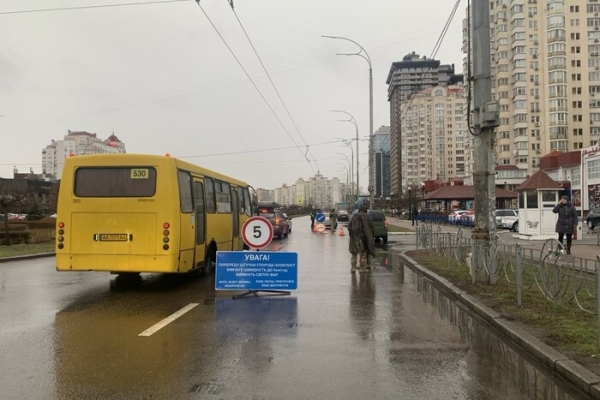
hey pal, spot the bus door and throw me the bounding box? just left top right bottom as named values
left=178, top=170, right=195, bottom=272
left=193, top=180, right=207, bottom=267
left=231, top=187, right=240, bottom=250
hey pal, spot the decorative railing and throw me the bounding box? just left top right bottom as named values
left=414, top=225, right=599, bottom=342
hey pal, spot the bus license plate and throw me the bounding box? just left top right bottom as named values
left=99, top=234, right=128, bottom=242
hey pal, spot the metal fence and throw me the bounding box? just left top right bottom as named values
left=414, top=214, right=475, bottom=228
left=415, top=224, right=600, bottom=346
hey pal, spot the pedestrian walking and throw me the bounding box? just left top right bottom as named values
left=553, top=195, right=578, bottom=255
left=412, top=206, right=419, bottom=226
left=310, top=209, right=317, bottom=230
left=348, top=202, right=375, bottom=273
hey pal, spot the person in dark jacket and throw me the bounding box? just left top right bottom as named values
left=412, top=206, right=419, bottom=226
left=329, top=208, right=338, bottom=232
left=348, top=202, right=375, bottom=273
left=553, top=195, right=578, bottom=255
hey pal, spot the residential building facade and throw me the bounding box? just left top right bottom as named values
left=462, top=0, right=599, bottom=188
left=42, top=130, right=126, bottom=180
left=256, top=188, right=274, bottom=203
left=387, top=52, right=463, bottom=200
left=270, top=174, right=346, bottom=209
left=373, top=125, right=391, bottom=198
left=400, top=85, right=467, bottom=190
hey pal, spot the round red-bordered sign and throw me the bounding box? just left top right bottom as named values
left=242, top=216, right=274, bottom=249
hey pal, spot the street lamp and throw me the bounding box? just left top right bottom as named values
left=336, top=143, right=355, bottom=202
left=336, top=164, right=350, bottom=199
left=330, top=110, right=359, bottom=200
left=420, top=182, right=426, bottom=212
left=408, top=187, right=414, bottom=226
left=322, top=35, right=373, bottom=208
left=336, top=152, right=353, bottom=200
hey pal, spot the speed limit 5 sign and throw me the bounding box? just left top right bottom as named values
left=242, top=216, right=274, bottom=249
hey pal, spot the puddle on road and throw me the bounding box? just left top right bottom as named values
left=401, top=268, right=588, bottom=400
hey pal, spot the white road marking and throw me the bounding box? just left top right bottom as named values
left=138, top=303, right=199, bottom=337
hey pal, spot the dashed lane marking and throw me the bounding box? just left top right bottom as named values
left=138, top=303, right=199, bottom=337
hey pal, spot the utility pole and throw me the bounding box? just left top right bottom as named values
left=472, top=0, right=499, bottom=283
left=368, top=66, right=374, bottom=209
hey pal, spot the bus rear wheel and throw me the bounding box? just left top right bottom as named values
left=201, top=253, right=213, bottom=277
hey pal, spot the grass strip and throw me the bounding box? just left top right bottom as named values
left=0, top=242, right=55, bottom=258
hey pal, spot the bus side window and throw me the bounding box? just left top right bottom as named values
left=242, top=187, right=251, bottom=216
left=205, top=178, right=216, bottom=213
left=215, top=181, right=231, bottom=213
left=177, top=170, right=193, bottom=213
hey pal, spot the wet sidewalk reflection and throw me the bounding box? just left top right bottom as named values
left=402, top=268, right=587, bottom=400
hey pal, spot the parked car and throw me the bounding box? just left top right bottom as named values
left=448, top=210, right=473, bottom=223
left=586, top=208, right=600, bottom=229
left=283, top=213, right=292, bottom=233
left=495, top=209, right=519, bottom=231
left=368, top=210, right=388, bottom=244
left=337, top=209, right=349, bottom=223
left=257, top=205, right=289, bottom=239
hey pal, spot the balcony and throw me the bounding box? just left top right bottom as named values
left=549, top=132, right=568, bottom=140
left=549, top=106, right=567, bottom=112
left=547, top=36, right=566, bottom=44
left=549, top=64, right=567, bottom=70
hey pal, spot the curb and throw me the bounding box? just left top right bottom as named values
left=0, top=252, right=55, bottom=264
left=394, top=250, right=600, bottom=399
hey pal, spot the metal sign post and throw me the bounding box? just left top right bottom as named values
left=216, top=216, right=297, bottom=299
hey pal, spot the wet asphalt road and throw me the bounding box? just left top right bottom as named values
left=0, top=216, right=589, bottom=399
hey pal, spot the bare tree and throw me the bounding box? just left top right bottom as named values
left=0, top=179, right=32, bottom=245
left=47, top=180, right=60, bottom=214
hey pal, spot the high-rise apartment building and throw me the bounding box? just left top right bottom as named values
left=271, top=174, right=345, bottom=208
left=387, top=52, right=463, bottom=196
left=373, top=125, right=391, bottom=198
left=402, top=85, right=467, bottom=188
left=42, top=130, right=125, bottom=180
left=462, top=0, right=598, bottom=188
left=256, top=188, right=274, bottom=202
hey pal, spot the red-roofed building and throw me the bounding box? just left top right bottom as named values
left=42, top=130, right=127, bottom=180
left=420, top=178, right=517, bottom=211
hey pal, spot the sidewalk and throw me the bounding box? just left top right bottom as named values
left=387, top=216, right=600, bottom=261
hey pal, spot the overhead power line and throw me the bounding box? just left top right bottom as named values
left=377, top=0, right=462, bottom=161
left=178, top=138, right=341, bottom=159
left=0, top=139, right=344, bottom=167
left=0, top=0, right=190, bottom=15
left=193, top=0, right=316, bottom=174
left=229, top=5, right=319, bottom=171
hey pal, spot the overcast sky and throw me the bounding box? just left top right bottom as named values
left=0, top=0, right=464, bottom=189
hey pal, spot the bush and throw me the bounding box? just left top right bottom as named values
left=24, top=220, right=56, bottom=230
left=4, top=223, right=27, bottom=232
left=29, top=229, right=55, bottom=243
left=0, top=231, right=32, bottom=245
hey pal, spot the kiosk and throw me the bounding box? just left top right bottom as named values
left=514, top=169, right=571, bottom=239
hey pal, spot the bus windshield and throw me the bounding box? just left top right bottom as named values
left=74, top=167, right=157, bottom=197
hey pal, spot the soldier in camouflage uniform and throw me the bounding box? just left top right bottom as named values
left=348, top=202, right=375, bottom=273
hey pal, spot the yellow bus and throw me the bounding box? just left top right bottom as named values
left=55, top=153, right=253, bottom=276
